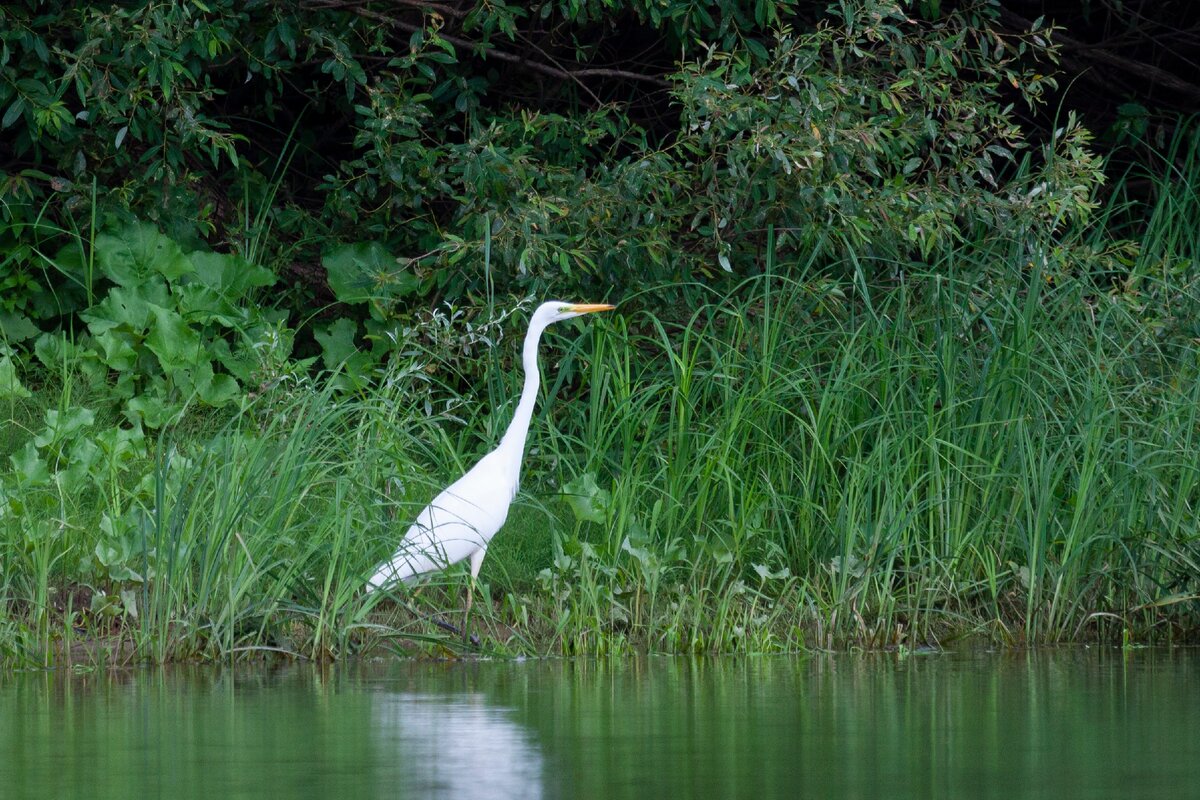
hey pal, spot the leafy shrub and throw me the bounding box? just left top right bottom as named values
left=3, top=0, right=1103, bottom=308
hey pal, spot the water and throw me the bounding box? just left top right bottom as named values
left=1, top=649, right=1197, bottom=799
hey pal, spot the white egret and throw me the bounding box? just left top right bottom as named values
left=366, top=300, right=615, bottom=625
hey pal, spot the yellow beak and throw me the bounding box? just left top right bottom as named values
left=568, top=303, right=616, bottom=314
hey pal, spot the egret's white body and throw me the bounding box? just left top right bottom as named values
left=367, top=301, right=614, bottom=594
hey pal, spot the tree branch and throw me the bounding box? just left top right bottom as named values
left=307, top=0, right=466, bottom=19
left=998, top=8, right=1200, bottom=105
left=305, top=2, right=673, bottom=90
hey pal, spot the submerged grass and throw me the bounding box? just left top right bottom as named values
left=2, top=131, right=1199, bottom=666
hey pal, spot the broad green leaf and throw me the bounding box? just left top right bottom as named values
left=752, top=563, right=792, bottom=580
left=314, top=317, right=359, bottom=369
left=34, top=332, right=70, bottom=369
left=145, top=304, right=203, bottom=372
left=111, top=371, right=138, bottom=399
left=561, top=472, right=611, bottom=524
left=325, top=350, right=377, bottom=392
left=0, top=355, right=31, bottom=399
left=200, top=371, right=239, bottom=406
left=119, top=587, right=140, bottom=617
left=94, top=423, right=146, bottom=467
left=322, top=241, right=418, bottom=305
left=62, top=436, right=101, bottom=488
left=190, top=251, right=276, bottom=296
left=94, top=516, right=147, bottom=584
left=178, top=360, right=240, bottom=406
left=0, top=312, right=39, bottom=342
left=208, top=337, right=253, bottom=382
left=175, top=283, right=227, bottom=320
left=620, top=526, right=660, bottom=571
left=34, top=406, right=95, bottom=447
left=95, top=329, right=140, bottom=371
left=364, top=317, right=405, bottom=355
left=82, top=284, right=165, bottom=334
left=94, top=537, right=124, bottom=568
left=95, top=222, right=193, bottom=286
left=35, top=332, right=110, bottom=382
left=11, top=441, right=49, bottom=485
left=125, top=393, right=185, bottom=429
left=98, top=511, right=128, bottom=542
left=51, top=240, right=89, bottom=281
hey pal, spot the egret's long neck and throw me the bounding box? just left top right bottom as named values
left=497, top=318, right=548, bottom=471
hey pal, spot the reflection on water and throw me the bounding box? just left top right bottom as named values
left=0, top=650, right=1197, bottom=799
left=372, top=693, right=542, bottom=799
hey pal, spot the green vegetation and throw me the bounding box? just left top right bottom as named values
left=1, top=1, right=1198, bottom=665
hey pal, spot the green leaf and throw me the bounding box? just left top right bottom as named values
left=0, top=354, right=31, bottom=399
left=62, top=435, right=101, bottom=488
left=34, top=406, right=95, bottom=447
left=189, top=251, right=276, bottom=296
left=94, top=423, right=146, bottom=467
left=561, top=472, right=611, bottom=524
left=11, top=441, right=50, bottom=485
left=95, top=329, right=140, bottom=371
left=34, top=333, right=70, bottom=370
left=0, top=312, right=39, bottom=342
left=322, top=241, right=418, bottom=305
left=125, top=393, right=184, bottom=429
left=178, top=360, right=240, bottom=406
left=95, top=223, right=193, bottom=287
left=34, top=332, right=109, bottom=382
left=2, top=97, right=25, bottom=128
left=145, top=304, right=203, bottom=372
left=276, top=21, right=296, bottom=56
left=752, top=563, right=792, bottom=580
left=314, top=317, right=359, bottom=369
left=82, top=284, right=165, bottom=334
left=201, top=372, right=239, bottom=406
left=95, top=538, right=127, bottom=568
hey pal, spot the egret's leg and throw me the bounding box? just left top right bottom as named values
left=464, top=547, right=487, bottom=645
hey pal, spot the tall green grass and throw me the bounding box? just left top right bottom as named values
left=529, top=256, right=1197, bottom=651
left=0, top=351, right=522, bottom=665
left=508, top=123, right=1200, bottom=653
left=3, top=247, right=1195, bottom=665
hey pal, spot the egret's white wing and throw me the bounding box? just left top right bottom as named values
left=367, top=452, right=516, bottom=590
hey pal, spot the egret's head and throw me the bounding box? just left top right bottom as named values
left=535, top=300, right=616, bottom=325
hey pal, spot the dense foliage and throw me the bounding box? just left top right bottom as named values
left=4, top=0, right=1099, bottom=300
left=3, top=0, right=1115, bottom=411
left=0, top=1, right=1196, bottom=663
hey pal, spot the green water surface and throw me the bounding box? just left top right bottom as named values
left=1, top=649, right=1197, bottom=799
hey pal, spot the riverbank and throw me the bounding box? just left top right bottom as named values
left=4, top=248, right=1197, bottom=667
